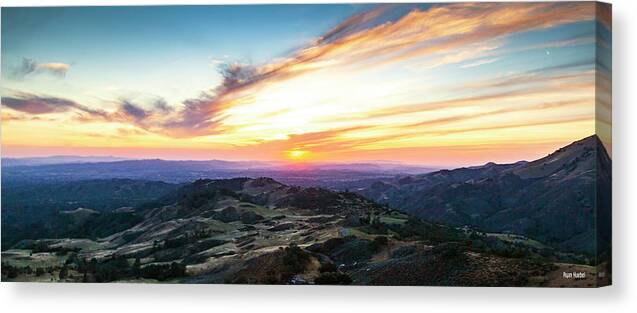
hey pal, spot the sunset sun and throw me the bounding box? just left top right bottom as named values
left=286, top=149, right=309, bottom=160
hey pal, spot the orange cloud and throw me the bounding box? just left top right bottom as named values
left=144, top=2, right=599, bottom=138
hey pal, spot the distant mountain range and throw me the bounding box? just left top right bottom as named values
left=1, top=157, right=436, bottom=186
left=358, top=135, right=611, bottom=256
left=1, top=155, right=130, bottom=167
left=2, top=156, right=435, bottom=174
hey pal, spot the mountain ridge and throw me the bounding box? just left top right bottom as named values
left=358, top=135, right=611, bottom=255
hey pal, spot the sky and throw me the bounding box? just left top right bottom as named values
left=1, top=3, right=612, bottom=167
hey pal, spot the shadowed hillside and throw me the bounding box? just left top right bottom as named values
left=358, top=135, right=611, bottom=257
left=3, top=172, right=606, bottom=286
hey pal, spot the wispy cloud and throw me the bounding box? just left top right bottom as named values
left=35, top=62, right=70, bottom=76
left=10, top=58, right=70, bottom=79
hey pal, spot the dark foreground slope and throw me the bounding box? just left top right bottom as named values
left=2, top=177, right=604, bottom=286
left=358, top=135, right=611, bottom=257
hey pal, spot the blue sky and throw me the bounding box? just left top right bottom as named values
left=2, top=5, right=370, bottom=103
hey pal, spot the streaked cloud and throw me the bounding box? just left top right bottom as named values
left=1, top=92, right=106, bottom=117
left=459, top=58, right=499, bottom=69
left=138, top=2, right=596, bottom=140
left=158, top=2, right=598, bottom=137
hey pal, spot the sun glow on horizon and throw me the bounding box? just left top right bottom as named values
left=285, top=149, right=310, bottom=161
